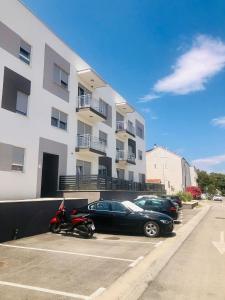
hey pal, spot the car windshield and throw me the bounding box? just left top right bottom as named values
left=122, top=201, right=144, bottom=212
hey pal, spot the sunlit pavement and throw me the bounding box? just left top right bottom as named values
left=140, top=200, right=225, bottom=300
left=0, top=207, right=199, bottom=300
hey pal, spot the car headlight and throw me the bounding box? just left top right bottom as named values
left=160, top=219, right=171, bottom=224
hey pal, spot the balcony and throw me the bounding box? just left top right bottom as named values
left=76, top=94, right=107, bottom=122
left=115, top=121, right=135, bottom=138
left=116, top=150, right=136, bottom=165
left=76, top=134, right=106, bottom=156
left=116, top=102, right=134, bottom=114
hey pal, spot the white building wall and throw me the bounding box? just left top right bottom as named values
left=0, top=0, right=146, bottom=199
left=146, top=147, right=184, bottom=194
left=190, top=166, right=198, bottom=187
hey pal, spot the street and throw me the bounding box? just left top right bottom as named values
left=140, top=201, right=225, bottom=300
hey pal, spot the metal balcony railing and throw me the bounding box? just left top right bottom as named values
left=116, top=150, right=135, bottom=163
left=116, top=121, right=135, bottom=136
left=77, top=134, right=106, bottom=153
left=77, top=94, right=107, bottom=117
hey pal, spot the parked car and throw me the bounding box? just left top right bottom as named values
left=161, top=195, right=183, bottom=208
left=135, top=195, right=159, bottom=200
left=134, top=197, right=179, bottom=220
left=212, top=195, right=223, bottom=201
left=77, top=200, right=174, bottom=237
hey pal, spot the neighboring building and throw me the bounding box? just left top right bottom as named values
left=189, top=166, right=198, bottom=187
left=146, top=146, right=192, bottom=194
left=0, top=0, right=146, bottom=200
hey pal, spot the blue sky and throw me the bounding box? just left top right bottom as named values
left=23, top=0, right=225, bottom=173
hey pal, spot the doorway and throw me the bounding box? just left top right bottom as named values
left=41, top=153, right=59, bottom=197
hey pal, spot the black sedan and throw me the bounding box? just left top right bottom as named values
left=77, top=200, right=173, bottom=237
left=134, top=197, right=179, bottom=220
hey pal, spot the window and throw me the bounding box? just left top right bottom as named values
left=139, top=173, right=145, bottom=183
left=16, top=91, right=28, bottom=115
left=76, top=160, right=91, bottom=176
left=111, top=202, right=127, bottom=213
left=135, top=120, right=144, bottom=139
left=128, top=171, right=134, bottom=181
left=51, top=108, right=68, bottom=130
left=117, top=168, right=125, bottom=179
left=19, top=41, right=31, bottom=65
left=54, top=64, right=69, bottom=89
left=99, top=98, right=108, bottom=116
left=99, top=130, right=107, bottom=146
left=95, top=202, right=111, bottom=211
left=11, top=147, right=25, bottom=171
left=154, top=164, right=157, bottom=169
left=138, top=150, right=143, bottom=160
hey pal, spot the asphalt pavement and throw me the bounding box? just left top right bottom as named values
left=140, top=200, right=225, bottom=300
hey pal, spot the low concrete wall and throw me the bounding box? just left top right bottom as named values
left=183, top=201, right=199, bottom=209
left=0, top=198, right=87, bottom=243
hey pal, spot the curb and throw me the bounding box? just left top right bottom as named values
left=95, top=205, right=211, bottom=300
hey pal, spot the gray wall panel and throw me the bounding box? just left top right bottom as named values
left=36, top=138, right=68, bottom=197
left=43, top=44, right=70, bottom=102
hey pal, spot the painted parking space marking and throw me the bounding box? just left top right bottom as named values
left=129, top=256, right=144, bottom=267
left=93, top=237, right=159, bottom=245
left=0, top=280, right=89, bottom=299
left=89, top=287, right=106, bottom=299
left=0, top=243, right=134, bottom=263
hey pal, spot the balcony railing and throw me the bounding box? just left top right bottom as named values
left=77, top=134, right=106, bottom=153
left=116, top=121, right=135, bottom=136
left=59, top=175, right=147, bottom=191
left=77, top=94, right=107, bottom=117
left=116, top=150, right=135, bottom=164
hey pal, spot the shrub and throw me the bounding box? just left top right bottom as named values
left=176, top=191, right=193, bottom=202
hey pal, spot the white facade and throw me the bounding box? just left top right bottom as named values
left=0, top=0, right=146, bottom=200
left=189, top=166, right=198, bottom=187
left=146, top=146, right=191, bottom=194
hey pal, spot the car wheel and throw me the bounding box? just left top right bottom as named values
left=144, top=221, right=160, bottom=237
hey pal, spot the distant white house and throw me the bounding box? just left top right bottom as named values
left=146, top=145, right=197, bottom=194
left=189, top=166, right=198, bottom=187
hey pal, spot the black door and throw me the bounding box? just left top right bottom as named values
left=41, top=153, right=59, bottom=197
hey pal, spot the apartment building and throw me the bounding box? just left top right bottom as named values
left=0, top=0, right=146, bottom=200
left=146, top=146, right=193, bottom=194
left=190, top=166, right=198, bottom=187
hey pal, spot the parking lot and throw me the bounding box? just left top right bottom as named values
left=0, top=208, right=199, bottom=300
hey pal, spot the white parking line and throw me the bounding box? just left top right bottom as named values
left=0, top=280, right=89, bottom=299
left=129, top=256, right=144, bottom=267
left=0, top=243, right=134, bottom=263
left=89, top=287, right=106, bottom=299
left=154, top=241, right=163, bottom=247
left=94, top=238, right=158, bottom=245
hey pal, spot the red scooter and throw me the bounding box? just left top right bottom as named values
left=49, top=201, right=95, bottom=238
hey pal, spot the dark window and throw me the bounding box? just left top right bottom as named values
left=95, top=202, right=111, bottom=211
left=1, top=67, right=31, bottom=114
left=99, top=130, right=107, bottom=146
left=51, top=108, right=68, bottom=130
left=54, top=64, right=69, bottom=89
left=135, top=120, right=144, bottom=139
left=128, top=171, right=134, bottom=181
left=138, top=150, right=143, bottom=160
left=19, top=40, right=31, bottom=65
left=111, top=202, right=127, bottom=212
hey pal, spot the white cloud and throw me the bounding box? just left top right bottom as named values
left=211, top=116, right=225, bottom=128
left=142, top=34, right=225, bottom=100
left=192, top=153, right=225, bottom=172
left=139, top=93, right=160, bottom=103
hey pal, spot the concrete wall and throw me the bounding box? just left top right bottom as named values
left=0, top=198, right=87, bottom=243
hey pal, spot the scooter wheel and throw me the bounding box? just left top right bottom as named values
left=49, top=223, right=61, bottom=233
left=77, top=224, right=94, bottom=239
